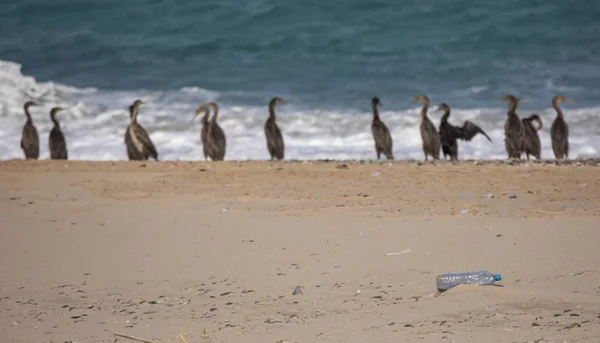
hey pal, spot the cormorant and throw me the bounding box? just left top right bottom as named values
left=48, top=107, right=68, bottom=160
left=264, top=97, right=288, bottom=161
left=550, top=95, right=573, bottom=159
left=20, top=101, right=40, bottom=159
left=208, top=102, right=226, bottom=161
left=410, top=95, right=440, bottom=161
left=437, top=103, right=491, bottom=162
left=370, top=97, right=394, bottom=160
left=498, top=95, right=525, bottom=159
left=124, top=100, right=158, bottom=161
left=192, top=102, right=213, bottom=161
left=522, top=114, right=543, bottom=160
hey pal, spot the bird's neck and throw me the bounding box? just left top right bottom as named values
left=201, top=112, right=210, bottom=124
left=553, top=101, right=564, bottom=119
left=51, top=113, right=59, bottom=128
left=130, top=106, right=139, bottom=124
left=372, top=103, right=379, bottom=120
left=268, top=102, right=277, bottom=120
left=441, top=109, right=450, bottom=122
left=420, top=102, right=429, bottom=120
left=211, top=106, right=219, bottom=123
left=508, top=102, right=518, bottom=115
left=24, top=105, right=33, bottom=123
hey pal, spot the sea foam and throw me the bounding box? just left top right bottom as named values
left=0, top=60, right=598, bottom=161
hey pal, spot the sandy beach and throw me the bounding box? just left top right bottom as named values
left=1, top=159, right=599, bottom=343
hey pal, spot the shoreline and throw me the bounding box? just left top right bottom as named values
left=1, top=157, right=599, bottom=171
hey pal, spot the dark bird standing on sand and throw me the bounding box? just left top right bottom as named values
left=521, top=114, right=543, bottom=160
left=48, top=107, right=68, bottom=160
left=437, top=103, right=491, bottom=162
left=20, top=101, right=40, bottom=159
left=208, top=102, right=226, bottom=161
left=498, top=95, right=526, bottom=159
left=264, top=97, right=288, bottom=161
left=370, top=97, right=394, bottom=160
left=410, top=95, right=440, bottom=161
left=192, top=102, right=212, bottom=161
left=124, top=100, right=158, bottom=161
left=550, top=95, right=573, bottom=159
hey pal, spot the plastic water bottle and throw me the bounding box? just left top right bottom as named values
left=436, top=271, right=502, bottom=292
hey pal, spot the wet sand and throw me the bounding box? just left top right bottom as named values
left=1, top=160, right=599, bottom=343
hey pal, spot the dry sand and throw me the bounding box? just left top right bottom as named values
left=1, top=159, right=599, bottom=343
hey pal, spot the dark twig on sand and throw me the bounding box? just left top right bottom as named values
left=113, top=332, right=154, bottom=343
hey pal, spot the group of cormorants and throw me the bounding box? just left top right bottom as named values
left=498, top=95, right=572, bottom=160
left=20, top=101, right=68, bottom=160
left=17, top=94, right=573, bottom=162
left=371, top=94, right=572, bottom=162
left=371, top=94, right=491, bottom=162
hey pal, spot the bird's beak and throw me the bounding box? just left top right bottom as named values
left=409, top=97, right=418, bottom=102
left=434, top=106, right=441, bottom=111
left=518, top=99, right=527, bottom=104
left=567, top=98, right=575, bottom=103
left=192, top=110, right=202, bottom=121
left=192, top=105, right=208, bottom=120
left=496, top=97, right=505, bottom=101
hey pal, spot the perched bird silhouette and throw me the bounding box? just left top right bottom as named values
left=20, top=101, right=41, bottom=159
left=522, top=114, right=543, bottom=160
left=437, top=103, right=491, bottom=162
left=550, top=95, right=573, bottom=159
left=48, top=107, right=68, bottom=160
left=498, top=95, right=526, bottom=159
left=207, top=102, right=226, bottom=161
left=192, top=102, right=213, bottom=161
left=264, top=97, right=288, bottom=161
left=370, top=97, right=394, bottom=160
left=410, top=95, right=440, bottom=161
left=124, top=100, right=158, bottom=161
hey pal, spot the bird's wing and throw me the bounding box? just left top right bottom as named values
left=265, top=123, right=284, bottom=148
left=462, top=121, right=492, bottom=141
left=210, top=124, right=227, bottom=146
left=551, top=121, right=568, bottom=141
left=50, top=128, right=67, bottom=152
left=133, top=124, right=159, bottom=160
left=372, top=122, right=391, bottom=146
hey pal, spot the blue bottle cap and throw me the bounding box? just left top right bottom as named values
left=494, top=274, right=502, bottom=281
